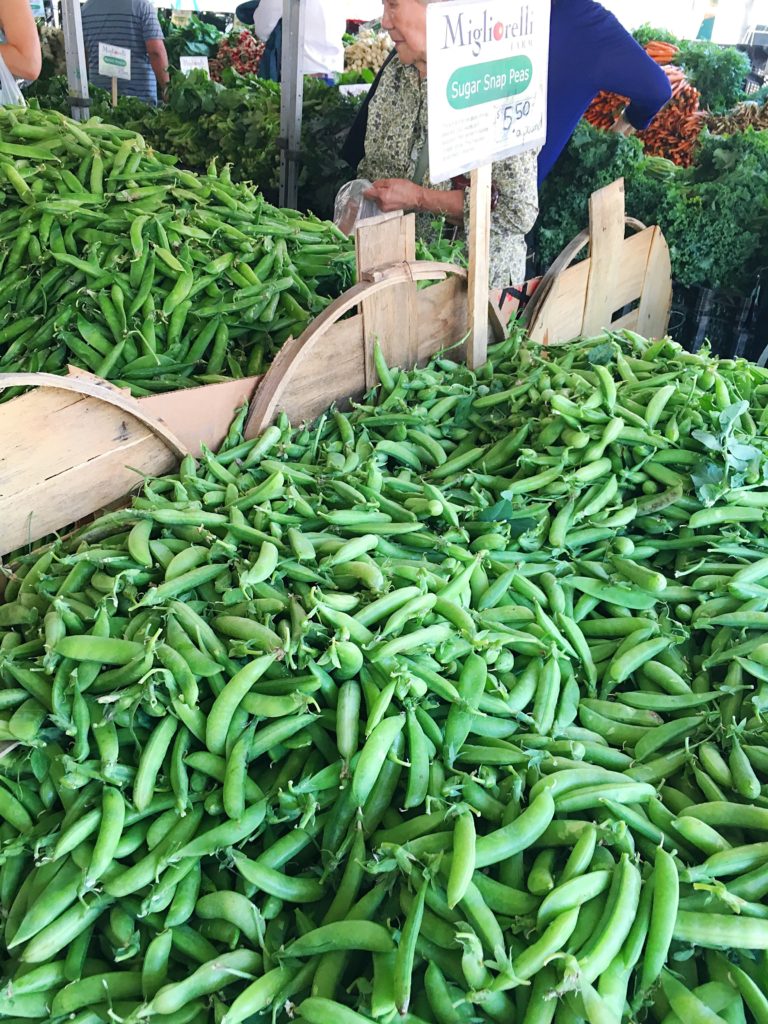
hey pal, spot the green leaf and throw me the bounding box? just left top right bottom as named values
left=719, top=400, right=749, bottom=436
left=691, top=460, right=724, bottom=506
left=691, top=429, right=721, bottom=453
left=586, top=342, right=614, bottom=367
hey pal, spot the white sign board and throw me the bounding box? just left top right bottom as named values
left=98, top=43, right=131, bottom=81
left=180, top=55, right=210, bottom=76
left=30, top=0, right=45, bottom=18
left=426, top=0, right=550, bottom=183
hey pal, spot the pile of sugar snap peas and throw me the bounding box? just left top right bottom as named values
left=3, top=327, right=768, bottom=1024
left=0, top=106, right=352, bottom=400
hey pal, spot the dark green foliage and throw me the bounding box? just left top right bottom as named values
left=159, top=13, right=222, bottom=68
left=534, top=122, right=645, bottom=270
left=677, top=41, right=751, bottom=113
left=535, top=121, right=768, bottom=296
left=632, top=23, right=681, bottom=48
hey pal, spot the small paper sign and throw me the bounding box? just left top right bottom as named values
left=426, top=0, right=550, bottom=182
left=172, top=10, right=193, bottom=26
left=180, top=55, right=210, bottom=76
left=30, top=0, right=46, bottom=18
left=98, top=42, right=131, bottom=81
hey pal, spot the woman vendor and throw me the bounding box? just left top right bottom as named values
left=359, top=0, right=538, bottom=288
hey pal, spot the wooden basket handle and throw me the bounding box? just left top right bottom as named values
left=522, top=216, right=647, bottom=330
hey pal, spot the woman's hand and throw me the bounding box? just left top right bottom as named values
left=364, top=178, right=424, bottom=213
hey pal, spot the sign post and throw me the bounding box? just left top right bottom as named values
left=98, top=42, right=131, bottom=106
left=427, top=0, right=550, bottom=368
left=61, top=0, right=90, bottom=121
left=278, top=0, right=307, bottom=210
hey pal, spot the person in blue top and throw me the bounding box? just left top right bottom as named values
left=539, top=0, right=673, bottom=185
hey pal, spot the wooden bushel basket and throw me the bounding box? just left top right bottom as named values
left=523, top=178, right=672, bottom=345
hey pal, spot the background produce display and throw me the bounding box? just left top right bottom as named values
left=344, top=28, right=392, bottom=75
left=535, top=121, right=768, bottom=300
left=158, top=13, right=223, bottom=71
left=0, top=106, right=353, bottom=398
left=209, top=31, right=265, bottom=83
left=2, top=328, right=768, bottom=1022
left=36, top=22, right=66, bottom=81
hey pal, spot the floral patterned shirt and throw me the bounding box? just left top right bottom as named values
left=358, top=55, right=539, bottom=287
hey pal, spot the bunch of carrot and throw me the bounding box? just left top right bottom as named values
left=583, top=42, right=703, bottom=168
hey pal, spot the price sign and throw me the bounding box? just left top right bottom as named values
left=180, top=55, right=210, bottom=76
left=98, top=42, right=131, bottom=81
left=426, top=0, right=550, bottom=183
left=172, top=10, right=193, bottom=26
left=29, top=0, right=46, bottom=18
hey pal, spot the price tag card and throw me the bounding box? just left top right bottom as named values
left=427, top=0, right=550, bottom=182
left=98, top=42, right=132, bottom=81
left=172, top=10, right=193, bottom=26
left=30, top=0, right=46, bottom=18
left=180, top=55, right=210, bottom=76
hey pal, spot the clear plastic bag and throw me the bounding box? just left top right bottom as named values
left=0, top=51, right=25, bottom=107
left=333, top=179, right=379, bottom=236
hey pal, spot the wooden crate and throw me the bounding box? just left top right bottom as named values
left=245, top=211, right=506, bottom=435
left=523, top=178, right=672, bottom=344
left=0, top=370, right=263, bottom=558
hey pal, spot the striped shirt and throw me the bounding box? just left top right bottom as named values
left=82, top=0, right=163, bottom=104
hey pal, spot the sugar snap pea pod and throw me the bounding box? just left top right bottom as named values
left=248, top=712, right=316, bottom=761
left=683, top=842, right=768, bottom=883
left=8, top=856, right=83, bottom=948
left=195, top=890, right=263, bottom=945
left=53, top=636, right=144, bottom=665
left=447, top=809, right=476, bottom=909
left=351, top=713, right=406, bottom=807
left=395, top=874, right=428, bottom=1014
left=171, top=798, right=265, bottom=860
left=537, top=870, right=612, bottom=929
left=84, top=786, right=125, bottom=889
left=639, top=847, right=679, bottom=993
left=494, top=907, right=580, bottom=990
left=51, top=971, right=144, bottom=1016
left=474, top=790, right=556, bottom=869
left=285, top=920, right=395, bottom=957
left=140, top=928, right=174, bottom=1001
left=133, top=716, right=177, bottom=812
left=219, top=965, right=293, bottom=1024
left=231, top=850, right=325, bottom=902
left=724, top=960, right=768, bottom=1024
left=673, top=910, right=768, bottom=949
left=149, top=949, right=262, bottom=1017
left=104, top=806, right=204, bottom=898
left=471, top=873, right=540, bottom=916
left=20, top=892, right=112, bottom=964
left=298, top=997, right=376, bottom=1024
left=578, top=854, right=642, bottom=982
left=660, top=970, right=730, bottom=1024
left=205, top=653, right=275, bottom=756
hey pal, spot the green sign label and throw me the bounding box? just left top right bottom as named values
left=104, top=55, right=127, bottom=67
left=447, top=56, right=532, bottom=109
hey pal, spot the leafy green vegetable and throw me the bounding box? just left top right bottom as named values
left=677, top=40, right=751, bottom=114
left=535, top=121, right=768, bottom=297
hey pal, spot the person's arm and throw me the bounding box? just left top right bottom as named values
left=139, top=1, right=168, bottom=99
left=146, top=37, right=169, bottom=98
left=251, top=0, right=281, bottom=41
left=593, top=8, right=672, bottom=129
left=0, top=0, right=42, bottom=80
left=364, top=179, right=465, bottom=222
